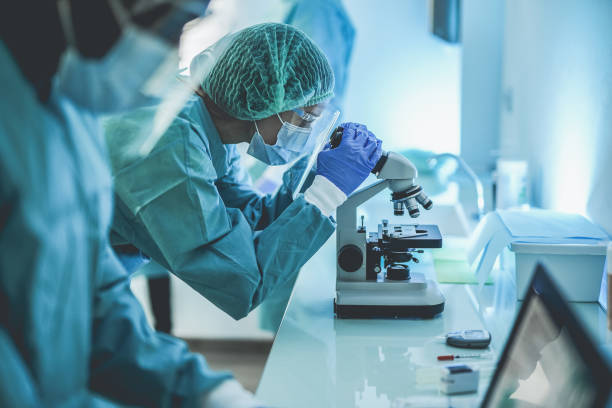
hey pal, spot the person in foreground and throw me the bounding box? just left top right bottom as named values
left=106, top=22, right=383, bottom=320
left=0, top=0, right=259, bottom=406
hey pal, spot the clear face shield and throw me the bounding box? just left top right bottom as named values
left=290, top=105, right=340, bottom=199
left=243, top=103, right=339, bottom=198
left=110, top=0, right=215, bottom=157
left=246, top=103, right=336, bottom=165
left=56, top=0, right=211, bottom=156
left=135, top=26, right=237, bottom=156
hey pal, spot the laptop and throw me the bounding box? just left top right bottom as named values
left=481, top=264, right=612, bottom=408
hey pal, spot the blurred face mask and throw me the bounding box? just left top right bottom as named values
left=247, top=113, right=314, bottom=166
left=55, top=0, right=212, bottom=158
left=55, top=0, right=191, bottom=115
left=56, top=28, right=176, bottom=114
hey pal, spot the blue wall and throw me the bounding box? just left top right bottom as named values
left=499, top=0, right=612, bottom=231
left=459, top=0, right=505, bottom=174
left=341, top=0, right=462, bottom=154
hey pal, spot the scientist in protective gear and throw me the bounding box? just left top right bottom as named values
left=105, top=22, right=383, bottom=320
left=0, top=0, right=260, bottom=406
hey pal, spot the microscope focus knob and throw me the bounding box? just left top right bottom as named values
left=338, top=245, right=363, bottom=272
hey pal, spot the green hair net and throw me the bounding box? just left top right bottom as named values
left=192, top=23, right=335, bottom=121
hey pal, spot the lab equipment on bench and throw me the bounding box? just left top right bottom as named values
left=332, top=127, right=445, bottom=318
left=495, top=159, right=529, bottom=210
left=469, top=209, right=609, bottom=301
left=511, top=241, right=607, bottom=302
left=481, top=264, right=612, bottom=408
left=446, top=329, right=491, bottom=349
left=439, top=364, right=479, bottom=395
left=437, top=353, right=490, bottom=361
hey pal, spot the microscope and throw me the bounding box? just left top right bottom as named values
left=330, top=128, right=445, bottom=318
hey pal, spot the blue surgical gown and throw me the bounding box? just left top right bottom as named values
left=106, top=96, right=335, bottom=320
left=0, top=41, right=229, bottom=406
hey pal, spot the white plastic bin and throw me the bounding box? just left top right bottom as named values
left=510, top=242, right=607, bottom=301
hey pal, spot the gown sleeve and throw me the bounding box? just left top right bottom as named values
left=215, top=147, right=314, bottom=231
left=89, top=244, right=232, bottom=407
left=111, top=125, right=334, bottom=320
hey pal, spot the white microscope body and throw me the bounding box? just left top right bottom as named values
left=334, top=151, right=446, bottom=318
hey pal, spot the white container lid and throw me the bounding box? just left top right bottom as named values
left=510, top=241, right=609, bottom=256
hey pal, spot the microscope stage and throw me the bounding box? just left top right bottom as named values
left=372, top=224, right=442, bottom=250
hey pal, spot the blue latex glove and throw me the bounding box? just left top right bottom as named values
left=316, top=122, right=383, bottom=195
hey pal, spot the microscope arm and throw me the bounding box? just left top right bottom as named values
left=337, top=179, right=390, bottom=233
left=377, top=152, right=418, bottom=194
left=337, top=151, right=432, bottom=234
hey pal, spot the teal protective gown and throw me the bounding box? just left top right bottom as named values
left=106, top=95, right=335, bottom=320
left=0, top=42, right=229, bottom=406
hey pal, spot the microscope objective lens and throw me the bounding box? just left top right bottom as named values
left=393, top=202, right=404, bottom=216
left=406, top=198, right=420, bottom=218
left=416, top=192, right=433, bottom=210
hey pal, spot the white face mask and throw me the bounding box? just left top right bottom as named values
left=55, top=0, right=181, bottom=115
left=56, top=27, right=178, bottom=115
left=247, top=114, right=314, bottom=166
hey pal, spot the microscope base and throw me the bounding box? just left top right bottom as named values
left=334, top=278, right=445, bottom=319
left=334, top=302, right=444, bottom=319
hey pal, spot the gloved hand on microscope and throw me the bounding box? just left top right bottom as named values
left=304, top=122, right=383, bottom=216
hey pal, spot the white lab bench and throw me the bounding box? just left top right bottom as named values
left=256, top=232, right=612, bottom=407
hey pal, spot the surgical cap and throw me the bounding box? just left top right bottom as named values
left=192, top=23, right=335, bottom=121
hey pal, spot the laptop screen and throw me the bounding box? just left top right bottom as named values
left=482, top=265, right=612, bottom=408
